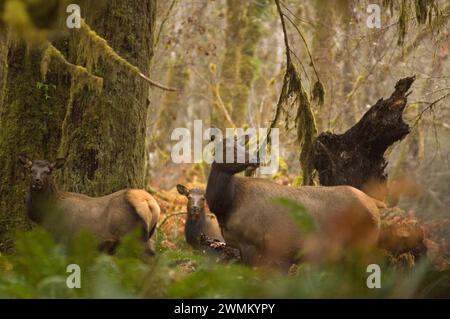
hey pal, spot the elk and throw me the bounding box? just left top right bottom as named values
left=205, top=135, right=385, bottom=268
left=18, top=155, right=160, bottom=254
left=176, top=184, right=224, bottom=249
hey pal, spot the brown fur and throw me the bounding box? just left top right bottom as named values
left=177, top=184, right=224, bottom=248
left=205, top=136, right=382, bottom=268
left=20, top=157, right=160, bottom=254
left=126, top=189, right=160, bottom=238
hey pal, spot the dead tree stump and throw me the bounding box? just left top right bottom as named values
left=312, top=76, right=415, bottom=201
left=311, top=76, right=431, bottom=263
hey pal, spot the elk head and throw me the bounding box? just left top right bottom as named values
left=18, top=155, right=65, bottom=191
left=177, top=184, right=206, bottom=220
left=210, top=134, right=260, bottom=175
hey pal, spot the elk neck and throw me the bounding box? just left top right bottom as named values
left=205, top=163, right=235, bottom=226
left=27, top=178, right=59, bottom=223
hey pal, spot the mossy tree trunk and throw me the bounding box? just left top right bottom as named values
left=215, top=0, right=270, bottom=128
left=214, top=0, right=246, bottom=129
left=0, top=1, right=157, bottom=251
left=0, top=35, right=71, bottom=250
left=311, top=0, right=337, bottom=132
left=58, top=0, right=156, bottom=195
left=0, top=27, right=8, bottom=114
left=232, top=0, right=269, bottom=127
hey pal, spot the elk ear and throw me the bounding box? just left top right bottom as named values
left=50, top=158, right=66, bottom=170
left=176, top=184, right=189, bottom=196
left=18, top=154, right=32, bottom=169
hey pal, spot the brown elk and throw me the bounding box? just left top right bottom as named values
left=205, top=135, right=384, bottom=268
left=18, top=155, right=160, bottom=254
left=176, top=184, right=224, bottom=249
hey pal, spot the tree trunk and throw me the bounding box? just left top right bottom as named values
left=0, top=1, right=157, bottom=251
left=57, top=0, right=156, bottom=195
left=232, top=0, right=269, bottom=127
left=0, top=27, right=8, bottom=114
left=312, top=76, right=429, bottom=260
left=0, top=37, right=71, bottom=250
left=214, top=0, right=246, bottom=129
left=311, top=0, right=337, bottom=132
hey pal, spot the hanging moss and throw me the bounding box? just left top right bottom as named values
left=312, top=81, right=325, bottom=106
left=73, top=19, right=173, bottom=92
left=1, top=0, right=59, bottom=44
left=40, top=44, right=103, bottom=94
left=57, top=0, right=157, bottom=196
left=296, top=87, right=318, bottom=186
left=272, top=0, right=318, bottom=185
left=397, top=0, right=441, bottom=46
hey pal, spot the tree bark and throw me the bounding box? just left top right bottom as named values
left=0, top=36, right=71, bottom=250
left=57, top=0, right=156, bottom=195
left=232, top=0, right=269, bottom=127
left=213, top=0, right=245, bottom=129
left=0, top=1, right=157, bottom=251
left=312, top=76, right=415, bottom=201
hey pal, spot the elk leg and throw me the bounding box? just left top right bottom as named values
left=99, top=239, right=119, bottom=254
left=144, top=238, right=156, bottom=256
left=239, top=243, right=261, bottom=265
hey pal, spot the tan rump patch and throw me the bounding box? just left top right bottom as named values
left=126, top=189, right=161, bottom=236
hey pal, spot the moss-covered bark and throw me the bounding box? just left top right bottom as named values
left=311, top=0, right=337, bottom=132
left=0, top=0, right=157, bottom=251
left=232, top=0, right=269, bottom=127
left=0, top=27, right=7, bottom=116
left=214, top=0, right=246, bottom=129
left=0, top=39, right=71, bottom=250
left=58, top=0, right=156, bottom=195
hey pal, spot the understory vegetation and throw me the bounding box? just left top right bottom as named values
left=0, top=209, right=448, bottom=299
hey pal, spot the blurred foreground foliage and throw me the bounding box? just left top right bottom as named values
left=0, top=227, right=448, bottom=298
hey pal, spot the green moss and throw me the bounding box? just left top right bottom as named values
left=232, top=0, right=270, bottom=125
left=214, top=0, right=246, bottom=129
left=41, top=44, right=103, bottom=94
left=58, top=0, right=156, bottom=195
left=0, top=43, right=70, bottom=251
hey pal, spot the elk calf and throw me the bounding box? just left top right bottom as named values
left=19, top=156, right=160, bottom=254
left=176, top=184, right=224, bottom=249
